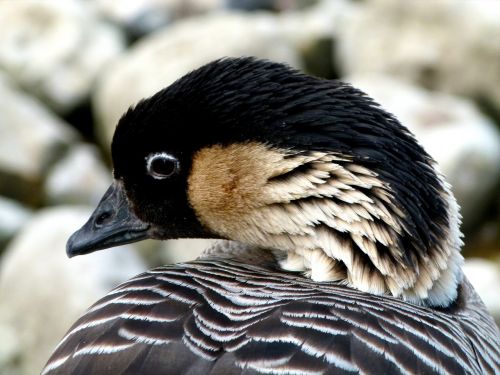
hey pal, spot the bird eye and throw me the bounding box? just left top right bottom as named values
left=145, top=152, right=179, bottom=180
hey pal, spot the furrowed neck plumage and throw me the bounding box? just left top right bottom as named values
left=187, top=142, right=463, bottom=308
left=113, top=57, right=464, bottom=308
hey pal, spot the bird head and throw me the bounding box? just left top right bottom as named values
left=67, top=57, right=463, bottom=307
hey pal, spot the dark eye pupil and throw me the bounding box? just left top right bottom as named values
left=151, top=158, right=176, bottom=177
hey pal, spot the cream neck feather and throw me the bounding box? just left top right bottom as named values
left=188, top=142, right=463, bottom=308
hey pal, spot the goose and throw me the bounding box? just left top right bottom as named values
left=43, top=57, right=500, bottom=374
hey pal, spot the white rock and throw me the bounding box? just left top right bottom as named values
left=463, top=258, right=500, bottom=324
left=0, top=322, right=20, bottom=375
left=0, top=207, right=146, bottom=375
left=280, top=0, right=349, bottom=51
left=0, top=73, right=77, bottom=205
left=347, top=75, right=500, bottom=227
left=159, top=239, right=218, bottom=264
left=0, top=196, right=31, bottom=249
left=337, top=0, right=500, bottom=110
left=44, top=144, right=111, bottom=206
left=92, top=0, right=224, bottom=36
left=94, top=12, right=301, bottom=144
left=0, top=0, right=125, bottom=113
left=278, top=0, right=350, bottom=77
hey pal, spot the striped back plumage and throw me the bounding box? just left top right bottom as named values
left=43, top=258, right=500, bottom=375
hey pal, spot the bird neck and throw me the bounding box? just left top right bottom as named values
left=188, top=143, right=464, bottom=308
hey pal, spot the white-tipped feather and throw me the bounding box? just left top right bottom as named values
left=189, top=143, right=464, bottom=307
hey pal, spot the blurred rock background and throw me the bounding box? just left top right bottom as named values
left=0, top=0, right=499, bottom=373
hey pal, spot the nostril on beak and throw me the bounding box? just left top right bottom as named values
left=95, top=211, right=112, bottom=227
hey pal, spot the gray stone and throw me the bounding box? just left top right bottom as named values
left=463, top=258, right=500, bottom=324
left=0, top=73, right=77, bottom=205
left=0, top=207, right=146, bottom=375
left=0, top=0, right=125, bottom=113
left=93, top=12, right=301, bottom=145
left=0, top=322, right=20, bottom=375
left=0, top=196, right=31, bottom=251
left=337, top=0, right=500, bottom=112
left=159, top=239, right=218, bottom=265
left=227, top=0, right=318, bottom=11
left=44, top=144, right=111, bottom=206
left=347, top=75, right=500, bottom=228
left=279, top=0, right=351, bottom=78
left=91, top=0, right=224, bottom=37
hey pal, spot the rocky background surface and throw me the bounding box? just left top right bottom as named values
left=0, top=1, right=499, bottom=374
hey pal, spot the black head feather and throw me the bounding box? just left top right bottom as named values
left=112, top=57, right=449, bottom=255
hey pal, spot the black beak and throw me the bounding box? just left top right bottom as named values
left=66, top=181, right=150, bottom=257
